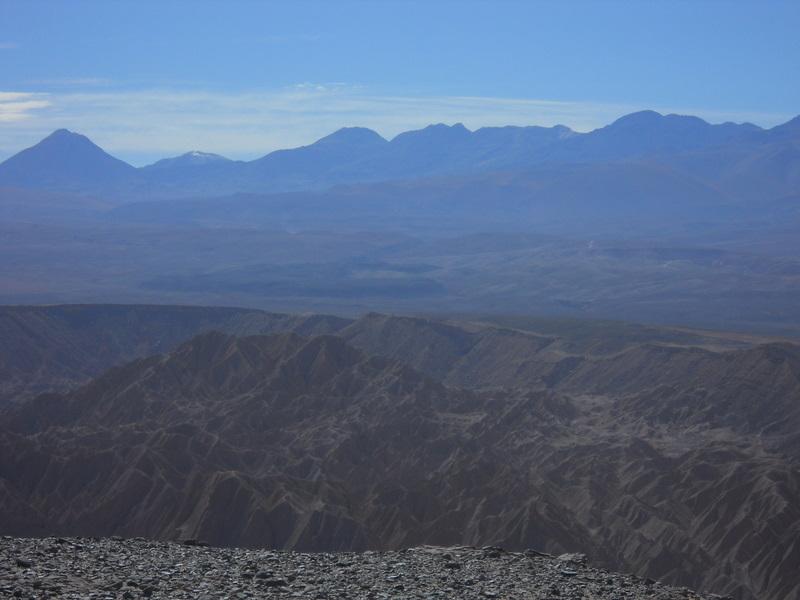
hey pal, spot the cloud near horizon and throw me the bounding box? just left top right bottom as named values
left=0, top=84, right=794, bottom=166
left=0, top=92, right=52, bottom=123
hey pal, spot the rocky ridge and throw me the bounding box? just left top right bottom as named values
left=0, top=304, right=771, bottom=404
left=1, top=331, right=799, bottom=599
left=1, top=536, right=726, bottom=600
left=2, top=307, right=800, bottom=599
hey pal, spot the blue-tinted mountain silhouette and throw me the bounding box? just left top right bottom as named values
left=0, top=111, right=797, bottom=201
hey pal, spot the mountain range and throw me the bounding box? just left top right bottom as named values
left=1, top=304, right=799, bottom=600
left=1, top=111, right=798, bottom=202
left=3, top=141, right=800, bottom=335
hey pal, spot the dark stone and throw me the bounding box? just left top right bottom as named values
left=560, top=568, right=578, bottom=577
left=482, top=546, right=505, bottom=558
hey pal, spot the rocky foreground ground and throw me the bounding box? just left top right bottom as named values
left=1, top=537, right=730, bottom=600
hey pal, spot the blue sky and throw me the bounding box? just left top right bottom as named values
left=1, top=0, right=798, bottom=164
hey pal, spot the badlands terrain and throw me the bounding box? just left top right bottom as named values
left=0, top=304, right=798, bottom=599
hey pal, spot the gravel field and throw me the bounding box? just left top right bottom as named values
left=1, top=537, right=728, bottom=599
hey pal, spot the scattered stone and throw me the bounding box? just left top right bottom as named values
left=255, top=570, right=273, bottom=579
left=557, top=552, right=587, bottom=565
left=525, top=548, right=552, bottom=558
left=0, top=536, right=726, bottom=599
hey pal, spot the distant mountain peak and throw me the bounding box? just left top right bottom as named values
left=0, top=128, right=135, bottom=189
left=609, top=110, right=667, bottom=128
left=48, top=128, right=78, bottom=138
left=424, top=122, right=470, bottom=133
left=769, top=114, right=800, bottom=138
left=608, top=110, right=714, bottom=129
left=391, top=122, right=473, bottom=145
left=606, top=111, right=758, bottom=134
left=143, top=150, right=232, bottom=170
left=314, top=127, right=387, bottom=147
left=179, top=150, right=228, bottom=161
left=40, top=128, right=100, bottom=147
left=784, top=114, right=800, bottom=128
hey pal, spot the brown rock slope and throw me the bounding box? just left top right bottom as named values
left=0, top=304, right=349, bottom=402
left=0, top=304, right=771, bottom=404
left=1, top=331, right=799, bottom=600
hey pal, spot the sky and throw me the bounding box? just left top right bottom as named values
left=0, top=0, right=798, bottom=165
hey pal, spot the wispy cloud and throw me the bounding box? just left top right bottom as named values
left=0, top=84, right=794, bottom=165
left=0, top=41, right=18, bottom=50
left=0, top=92, right=51, bottom=123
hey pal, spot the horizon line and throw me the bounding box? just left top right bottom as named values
left=1, top=98, right=796, bottom=167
